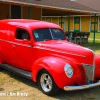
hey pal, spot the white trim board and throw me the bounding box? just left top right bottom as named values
left=42, top=15, right=97, bottom=17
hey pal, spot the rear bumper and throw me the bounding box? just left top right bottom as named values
left=64, top=82, right=100, bottom=91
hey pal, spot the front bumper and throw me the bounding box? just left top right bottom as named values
left=64, top=82, right=100, bottom=91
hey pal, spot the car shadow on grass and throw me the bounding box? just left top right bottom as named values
left=1, top=69, right=100, bottom=100
left=0, top=88, right=4, bottom=91
left=52, top=86, right=100, bottom=100
left=0, top=68, right=39, bottom=89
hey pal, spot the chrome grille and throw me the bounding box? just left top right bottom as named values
left=78, top=64, right=86, bottom=85
left=82, top=64, right=94, bottom=84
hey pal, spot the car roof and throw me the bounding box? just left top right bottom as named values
left=0, top=19, right=61, bottom=30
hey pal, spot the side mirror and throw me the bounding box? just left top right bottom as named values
left=23, top=39, right=32, bottom=45
left=66, top=37, right=68, bottom=41
left=23, top=39, right=29, bottom=42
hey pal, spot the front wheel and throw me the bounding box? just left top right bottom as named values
left=38, top=70, right=60, bottom=96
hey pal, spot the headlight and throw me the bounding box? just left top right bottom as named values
left=64, top=64, right=73, bottom=78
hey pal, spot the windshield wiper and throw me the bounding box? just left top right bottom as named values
left=44, top=39, right=51, bottom=41
left=53, top=38, right=61, bottom=40
left=44, top=38, right=61, bottom=41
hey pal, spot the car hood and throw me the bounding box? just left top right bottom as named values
left=34, top=40, right=94, bottom=65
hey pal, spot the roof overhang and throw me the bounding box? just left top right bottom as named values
left=42, top=9, right=97, bottom=16
left=0, top=0, right=99, bottom=15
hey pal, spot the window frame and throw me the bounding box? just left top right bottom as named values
left=10, top=4, right=23, bottom=19
left=32, top=28, right=66, bottom=42
left=15, top=28, right=31, bottom=42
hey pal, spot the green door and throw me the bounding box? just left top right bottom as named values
left=74, top=17, right=80, bottom=32
left=59, top=17, right=65, bottom=30
left=46, top=17, right=51, bottom=22
left=91, top=16, right=98, bottom=32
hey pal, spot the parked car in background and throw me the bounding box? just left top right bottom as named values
left=0, top=19, right=100, bottom=95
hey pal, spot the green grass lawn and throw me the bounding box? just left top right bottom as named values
left=81, top=32, right=100, bottom=55
left=89, top=32, right=100, bottom=39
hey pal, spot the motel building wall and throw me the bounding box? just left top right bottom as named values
left=0, top=3, right=41, bottom=20
left=42, top=16, right=100, bottom=33
left=0, top=2, right=100, bottom=33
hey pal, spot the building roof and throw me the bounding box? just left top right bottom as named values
left=0, top=0, right=99, bottom=14
left=75, top=0, right=100, bottom=12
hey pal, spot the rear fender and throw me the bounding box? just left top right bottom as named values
left=94, top=54, right=100, bottom=81
left=0, top=47, right=4, bottom=64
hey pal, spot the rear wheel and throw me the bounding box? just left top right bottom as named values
left=38, top=70, right=60, bottom=96
left=0, top=65, right=3, bottom=70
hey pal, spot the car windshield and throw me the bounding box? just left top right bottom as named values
left=33, top=28, right=66, bottom=41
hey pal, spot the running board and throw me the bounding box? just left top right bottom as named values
left=0, top=63, right=32, bottom=79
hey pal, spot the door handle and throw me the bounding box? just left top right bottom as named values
left=12, top=45, right=15, bottom=48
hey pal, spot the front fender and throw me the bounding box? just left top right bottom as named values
left=0, top=47, right=4, bottom=64
left=32, top=56, right=81, bottom=89
left=94, top=54, right=100, bottom=81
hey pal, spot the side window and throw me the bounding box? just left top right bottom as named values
left=16, top=29, right=30, bottom=41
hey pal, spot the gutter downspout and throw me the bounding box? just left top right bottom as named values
left=29, top=7, right=31, bottom=19
left=94, top=14, right=96, bottom=44
left=61, top=16, right=62, bottom=28
left=68, top=12, right=70, bottom=41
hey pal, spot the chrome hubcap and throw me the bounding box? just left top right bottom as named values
left=40, top=73, right=52, bottom=92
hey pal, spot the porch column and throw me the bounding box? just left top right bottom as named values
left=68, top=12, right=70, bottom=40
left=61, top=16, right=62, bottom=28
left=29, top=7, right=31, bottom=19
left=94, top=14, right=96, bottom=44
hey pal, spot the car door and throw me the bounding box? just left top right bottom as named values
left=11, top=28, right=35, bottom=71
left=0, top=23, right=16, bottom=65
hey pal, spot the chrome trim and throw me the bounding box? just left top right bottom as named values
left=49, top=28, right=53, bottom=39
left=85, top=48, right=95, bottom=84
left=82, top=64, right=94, bottom=84
left=64, top=82, right=100, bottom=91
left=92, top=50, right=95, bottom=83
left=0, top=39, right=12, bottom=44
left=74, top=63, right=93, bottom=66
left=34, top=46, right=86, bottom=57
left=74, top=48, right=95, bottom=84
left=12, top=42, right=32, bottom=48
left=0, top=39, right=32, bottom=48
left=84, top=48, right=95, bottom=65
left=40, top=73, right=52, bottom=92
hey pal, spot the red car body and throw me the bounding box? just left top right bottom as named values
left=0, top=19, right=100, bottom=95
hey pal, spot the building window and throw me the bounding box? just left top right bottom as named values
left=59, top=17, right=65, bottom=30
left=11, top=5, right=21, bottom=19
left=91, top=16, right=98, bottom=32
left=74, top=17, right=80, bottom=32
left=46, top=17, right=51, bottom=22
left=16, top=29, right=30, bottom=41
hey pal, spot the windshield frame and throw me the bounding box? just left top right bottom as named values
left=32, top=28, right=66, bottom=41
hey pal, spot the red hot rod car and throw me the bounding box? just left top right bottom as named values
left=0, top=19, right=100, bottom=95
